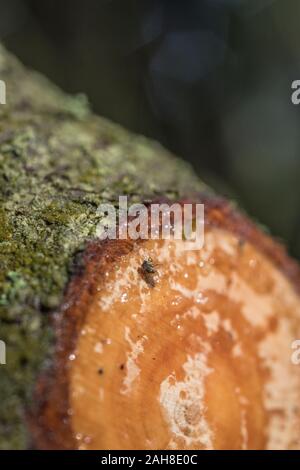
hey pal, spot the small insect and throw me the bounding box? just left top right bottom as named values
left=138, top=257, right=159, bottom=288
left=238, top=238, right=245, bottom=249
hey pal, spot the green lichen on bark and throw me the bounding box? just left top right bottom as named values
left=0, top=44, right=208, bottom=449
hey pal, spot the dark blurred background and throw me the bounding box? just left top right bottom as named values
left=1, top=0, right=300, bottom=257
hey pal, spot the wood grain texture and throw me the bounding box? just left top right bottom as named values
left=28, top=198, right=300, bottom=449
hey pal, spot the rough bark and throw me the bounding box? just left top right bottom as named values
left=0, top=45, right=207, bottom=449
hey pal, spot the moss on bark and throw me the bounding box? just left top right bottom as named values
left=0, top=45, right=208, bottom=448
